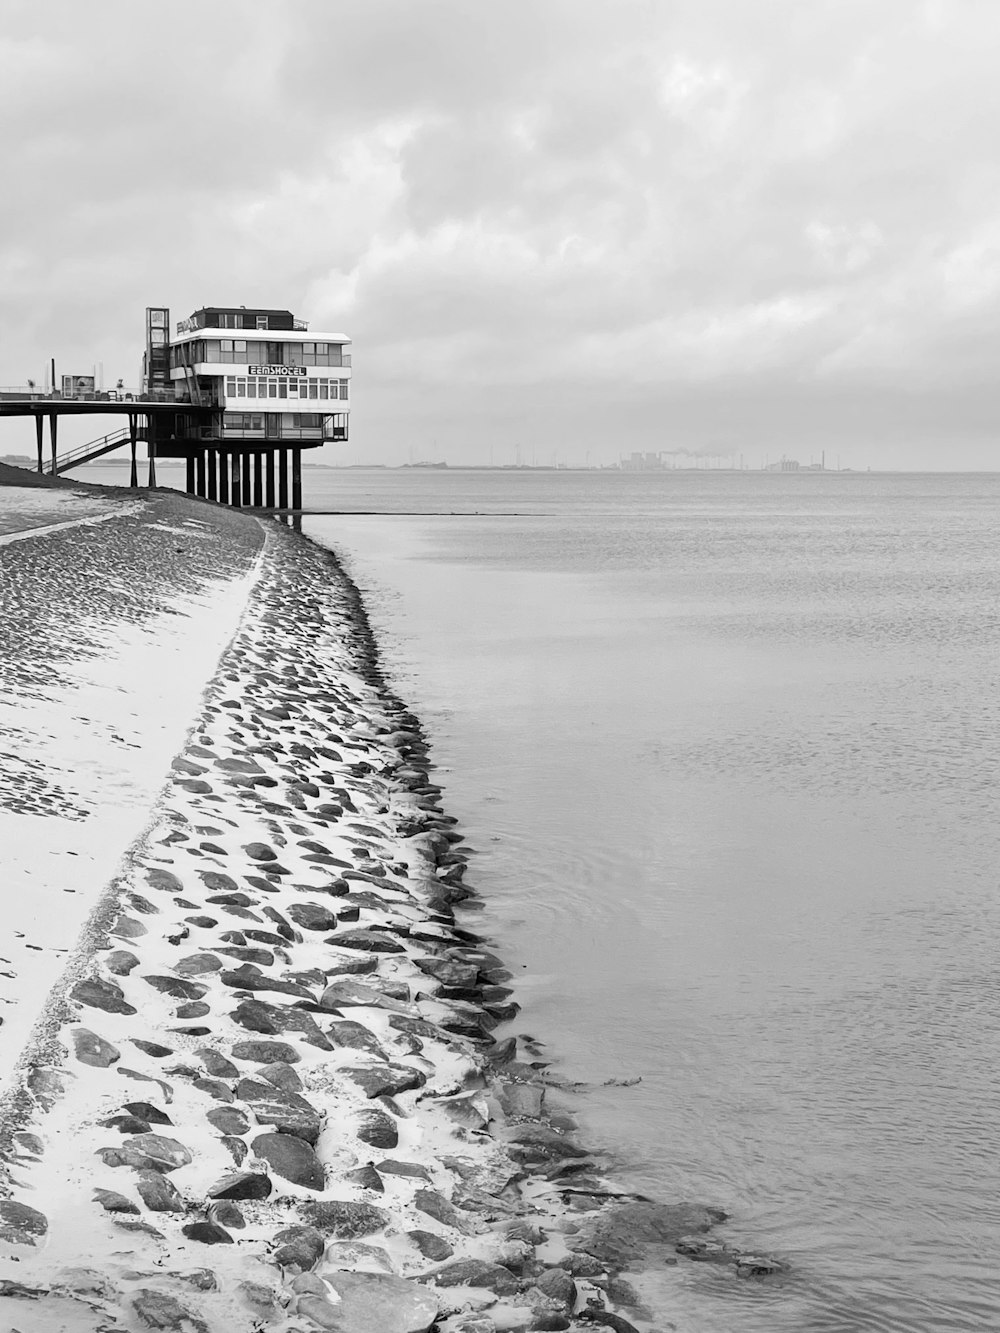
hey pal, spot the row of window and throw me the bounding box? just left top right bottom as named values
left=224, top=413, right=326, bottom=429
left=225, top=376, right=349, bottom=400
left=171, top=341, right=346, bottom=368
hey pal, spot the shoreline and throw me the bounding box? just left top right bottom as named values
left=0, top=480, right=777, bottom=1331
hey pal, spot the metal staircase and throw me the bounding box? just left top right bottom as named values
left=51, top=425, right=141, bottom=474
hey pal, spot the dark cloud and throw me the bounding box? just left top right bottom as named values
left=2, top=0, right=999, bottom=468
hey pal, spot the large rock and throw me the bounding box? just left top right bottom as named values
left=136, top=1170, right=184, bottom=1213
left=300, top=1200, right=391, bottom=1238
left=287, top=903, right=339, bottom=932
left=237, top=1078, right=322, bottom=1144
left=343, top=1064, right=426, bottom=1099
left=220, top=965, right=314, bottom=1000
left=422, top=1259, right=519, bottom=1295
left=251, top=1133, right=324, bottom=1191
left=356, top=1107, right=399, bottom=1150
left=71, top=1027, right=120, bottom=1068
left=573, top=1201, right=727, bottom=1268
left=0, top=1201, right=47, bottom=1246
left=315, top=1271, right=439, bottom=1333
left=143, top=975, right=207, bottom=1000
left=71, top=976, right=136, bottom=1015
left=331, top=930, right=405, bottom=953
left=207, top=1107, right=250, bottom=1136
left=120, top=1134, right=192, bottom=1173
left=414, top=957, right=480, bottom=988
left=327, top=1020, right=388, bottom=1058
left=273, top=1223, right=325, bottom=1271
left=319, top=979, right=408, bottom=1012
left=231, top=1040, right=301, bottom=1065
left=209, top=1170, right=273, bottom=1201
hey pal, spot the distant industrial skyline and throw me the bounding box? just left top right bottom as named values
left=2, top=1, right=1000, bottom=471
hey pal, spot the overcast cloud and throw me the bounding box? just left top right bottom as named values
left=1, top=0, right=998, bottom=468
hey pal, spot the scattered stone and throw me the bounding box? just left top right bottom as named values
left=425, top=1259, right=520, bottom=1295
left=311, top=1270, right=439, bottom=1333
left=407, top=1230, right=454, bottom=1262
left=245, top=841, right=277, bottom=860
left=287, top=902, right=339, bottom=931
left=356, top=1108, right=399, bottom=1150
left=194, top=1076, right=234, bottom=1102
left=71, top=976, right=136, bottom=1015
left=124, top=1102, right=172, bottom=1126
left=333, top=929, right=405, bottom=953
left=222, top=1136, right=248, bottom=1165
left=197, top=1047, right=239, bottom=1078
left=143, top=975, right=207, bottom=1000
left=185, top=915, right=219, bottom=929
left=132, top=1039, right=174, bottom=1059
left=131, top=1289, right=203, bottom=1329
left=146, top=868, right=185, bottom=893
left=535, top=1268, right=576, bottom=1306
left=182, top=1219, right=234, bottom=1245
left=237, top=1078, right=322, bottom=1143
left=273, top=1223, right=325, bottom=1271
left=208, top=1170, right=273, bottom=1201
left=413, top=1190, right=464, bottom=1231
left=345, top=1064, right=426, bottom=1099
left=251, top=1132, right=324, bottom=1190
left=175, top=1001, right=211, bottom=1019
left=137, top=1170, right=184, bottom=1212
left=328, top=1020, right=388, bottom=1058
left=207, top=1107, right=250, bottom=1135
left=93, top=1188, right=139, bottom=1215
left=573, top=1201, right=726, bottom=1268
left=120, top=1134, right=193, bottom=1173
left=71, top=1027, right=120, bottom=1068
left=220, top=965, right=314, bottom=999
left=113, top=915, right=148, bottom=939
left=230, top=1039, right=301, bottom=1065
left=210, top=1200, right=246, bottom=1230
left=174, top=953, right=223, bottom=977
left=105, top=950, right=140, bottom=975
left=260, top=1061, right=303, bottom=1092
left=346, top=1163, right=384, bottom=1192
left=300, top=1200, right=391, bottom=1238
left=0, top=1201, right=48, bottom=1246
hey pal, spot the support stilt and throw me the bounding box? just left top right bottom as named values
left=218, top=451, right=229, bottom=505
left=252, top=453, right=263, bottom=508
left=129, top=414, right=138, bottom=489
left=265, top=451, right=276, bottom=509
left=292, top=445, right=304, bottom=511
left=206, top=451, right=218, bottom=502
left=48, top=415, right=58, bottom=476
left=231, top=453, right=242, bottom=508
left=147, top=439, right=157, bottom=489
left=278, top=448, right=289, bottom=515
left=241, top=453, right=252, bottom=506
left=195, top=451, right=206, bottom=498
left=186, top=456, right=196, bottom=494
left=34, top=416, right=43, bottom=473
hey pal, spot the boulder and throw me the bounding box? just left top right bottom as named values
left=330, top=930, right=405, bottom=953
left=423, top=1259, right=519, bottom=1295
left=251, top=1132, right=324, bottom=1191
left=573, top=1201, right=727, bottom=1268
left=136, top=1170, right=184, bottom=1213
left=300, top=1200, right=391, bottom=1238
left=71, top=1028, right=120, bottom=1068
left=0, top=1201, right=47, bottom=1246
left=314, top=1271, right=439, bottom=1333
left=231, top=1040, right=301, bottom=1065
left=93, top=1188, right=139, bottom=1215
left=197, top=1048, right=239, bottom=1078
left=407, top=1230, right=453, bottom=1262
left=287, top=903, right=339, bottom=932
left=344, top=1064, right=426, bottom=1099
left=120, top=1134, right=192, bottom=1173
left=209, top=1170, right=273, bottom=1201
left=356, top=1108, right=399, bottom=1150
left=71, top=976, right=135, bottom=1015
left=273, top=1223, right=325, bottom=1271
left=237, top=1078, right=322, bottom=1144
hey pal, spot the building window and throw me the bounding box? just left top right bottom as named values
left=256, top=316, right=268, bottom=330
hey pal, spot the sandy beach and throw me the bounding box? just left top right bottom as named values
left=0, top=473, right=768, bottom=1333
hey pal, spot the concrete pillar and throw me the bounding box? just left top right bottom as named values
left=147, top=439, right=157, bottom=489
left=230, top=453, right=242, bottom=508
left=206, top=450, right=218, bottom=502
left=48, top=415, right=57, bottom=475
left=195, top=451, right=206, bottom=497
left=241, top=452, right=252, bottom=505
left=129, top=414, right=139, bottom=489
left=218, top=451, right=229, bottom=505
left=291, top=447, right=302, bottom=510
left=34, top=416, right=43, bottom=473
left=265, top=450, right=276, bottom=509
left=186, top=456, right=196, bottom=493
left=252, top=452, right=263, bottom=508
left=278, top=448, right=289, bottom=511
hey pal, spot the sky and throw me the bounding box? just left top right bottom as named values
left=1, top=0, right=999, bottom=469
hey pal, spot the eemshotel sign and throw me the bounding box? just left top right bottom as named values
left=248, top=364, right=307, bottom=376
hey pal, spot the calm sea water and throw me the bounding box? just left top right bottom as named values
left=93, top=465, right=1000, bottom=1331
